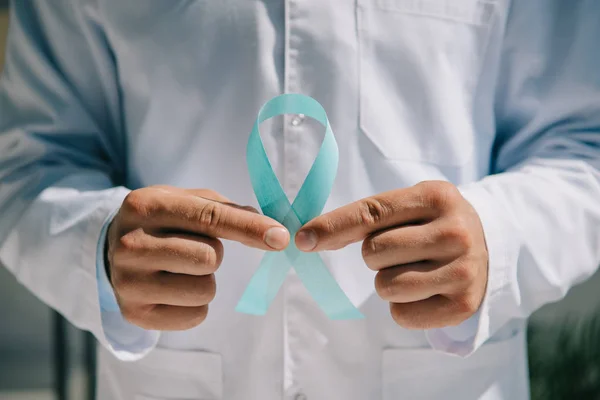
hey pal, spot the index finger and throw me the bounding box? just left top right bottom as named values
left=295, top=185, right=439, bottom=252
left=131, top=190, right=290, bottom=251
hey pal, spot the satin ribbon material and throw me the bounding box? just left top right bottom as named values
left=235, top=94, right=364, bottom=320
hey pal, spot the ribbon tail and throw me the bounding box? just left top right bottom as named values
left=286, top=247, right=364, bottom=320
left=235, top=251, right=291, bottom=315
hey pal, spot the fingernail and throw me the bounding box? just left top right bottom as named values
left=265, top=227, right=290, bottom=250
left=295, top=229, right=318, bottom=252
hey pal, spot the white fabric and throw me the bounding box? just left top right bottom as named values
left=1, top=1, right=600, bottom=399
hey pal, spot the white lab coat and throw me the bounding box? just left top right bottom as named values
left=94, top=297, right=529, bottom=400
left=96, top=314, right=529, bottom=400
left=1, top=1, right=599, bottom=399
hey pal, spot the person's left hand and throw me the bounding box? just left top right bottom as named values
left=295, top=181, right=488, bottom=329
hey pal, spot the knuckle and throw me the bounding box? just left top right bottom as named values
left=198, top=202, right=223, bottom=228
left=198, top=275, right=217, bottom=304
left=389, top=303, right=415, bottom=329
left=419, top=181, right=459, bottom=211
left=121, top=303, right=153, bottom=328
left=359, top=197, right=389, bottom=226
left=310, top=216, right=337, bottom=237
left=390, top=304, right=430, bottom=330
left=389, top=304, right=403, bottom=325
left=188, top=305, right=210, bottom=328
left=374, top=272, right=399, bottom=301
left=305, top=217, right=340, bottom=248
left=454, top=294, right=479, bottom=316
left=209, top=240, right=225, bottom=268
left=122, top=190, right=153, bottom=218
left=440, top=218, right=473, bottom=252
left=117, top=230, right=145, bottom=253
left=451, top=260, right=478, bottom=284
left=111, top=270, right=139, bottom=298
left=361, top=238, right=378, bottom=267
left=200, top=251, right=218, bottom=271
left=192, top=242, right=218, bottom=270
left=323, top=217, right=338, bottom=236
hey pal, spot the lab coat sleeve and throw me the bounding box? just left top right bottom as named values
left=0, top=1, right=158, bottom=360
left=426, top=1, right=600, bottom=356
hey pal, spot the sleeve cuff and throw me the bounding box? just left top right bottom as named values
left=96, top=207, right=121, bottom=313
left=426, top=181, right=519, bottom=357
left=86, top=188, right=160, bottom=361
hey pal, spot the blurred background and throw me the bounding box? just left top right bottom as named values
left=1, top=2, right=600, bottom=400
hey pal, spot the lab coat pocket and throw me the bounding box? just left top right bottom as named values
left=382, top=330, right=528, bottom=400
left=357, top=0, right=496, bottom=166
left=101, top=346, right=223, bottom=400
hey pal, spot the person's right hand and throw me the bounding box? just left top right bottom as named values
left=105, top=186, right=289, bottom=331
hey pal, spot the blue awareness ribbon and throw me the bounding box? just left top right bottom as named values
left=235, top=94, right=364, bottom=320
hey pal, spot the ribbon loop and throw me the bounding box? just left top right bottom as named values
left=235, top=94, right=364, bottom=320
